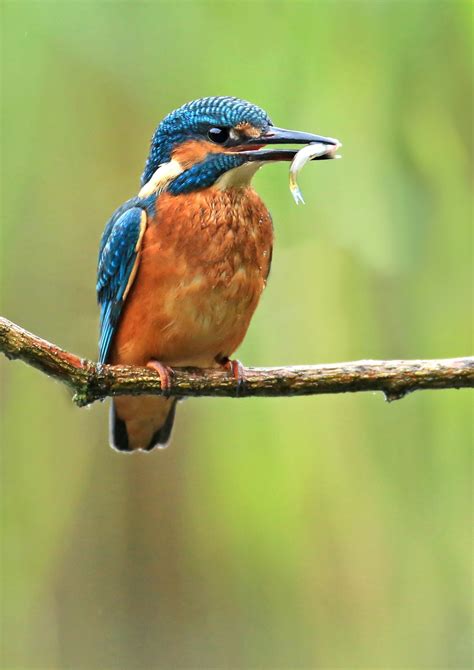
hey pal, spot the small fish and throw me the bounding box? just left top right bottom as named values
left=289, top=141, right=341, bottom=205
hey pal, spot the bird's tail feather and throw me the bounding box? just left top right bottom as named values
left=110, top=396, right=178, bottom=452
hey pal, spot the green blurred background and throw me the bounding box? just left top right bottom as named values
left=1, top=1, right=472, bottom=668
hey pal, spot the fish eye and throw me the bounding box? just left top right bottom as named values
left=207, top=127, right=230, bottom=144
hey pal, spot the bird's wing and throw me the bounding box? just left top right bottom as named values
left=97, top=206, right=147, bottom=363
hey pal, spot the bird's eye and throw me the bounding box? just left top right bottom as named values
left=207, top=127, right=230, bottom=144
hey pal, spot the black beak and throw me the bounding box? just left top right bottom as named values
left=235, top=125, right=341, bottom=162
left=257, top=126, right=339, bottom=147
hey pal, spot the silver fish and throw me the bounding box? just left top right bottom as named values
left=289, top=141, right=341, bottom=205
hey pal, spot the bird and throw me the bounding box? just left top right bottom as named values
left=97, top=96, right=338, bottom=452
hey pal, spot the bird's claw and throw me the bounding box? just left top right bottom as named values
left=220, top=357, right=246, bottom=396
left=146, top=360, right=173, bottom=398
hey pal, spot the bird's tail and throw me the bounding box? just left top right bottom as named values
left=110, top=395, right=178, bottom=452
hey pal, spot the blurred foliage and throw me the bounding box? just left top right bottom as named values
left=1, top=1, right=472, bottom=668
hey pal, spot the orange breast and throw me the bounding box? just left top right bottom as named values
left=110, top=186, right=273, bottom=368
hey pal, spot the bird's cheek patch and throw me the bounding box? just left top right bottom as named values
left=172, top=140, right=222, bottom=169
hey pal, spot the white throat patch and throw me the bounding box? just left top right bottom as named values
left=215, top=161, right=263, bottom=190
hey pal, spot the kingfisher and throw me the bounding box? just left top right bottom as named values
left=97, top=96, right=338, bottom=452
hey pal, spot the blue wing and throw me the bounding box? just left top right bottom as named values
left=97, top=206, right=147, bottom=363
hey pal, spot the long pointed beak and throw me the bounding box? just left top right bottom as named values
left=256, top=126, right=339, bottom=147
left=234, top=125, right=341, bottom=162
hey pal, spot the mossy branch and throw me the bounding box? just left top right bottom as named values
left=0, top=317, right=472, bottom=407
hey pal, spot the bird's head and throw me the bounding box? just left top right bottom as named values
left=140, top=96, right=338, bottom=197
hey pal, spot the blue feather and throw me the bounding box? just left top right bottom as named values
left=168, top=153, right=246, bottom=195
left=97, top=206, right=146, bottom=363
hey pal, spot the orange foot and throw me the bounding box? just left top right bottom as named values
left=146, top=360, right=173, bottom=398
left=218, top=357, right=246, bottom=396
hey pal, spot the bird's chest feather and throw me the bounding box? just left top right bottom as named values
left=115, top=187, right=273, bottom=365
left=166, top=188, right=272, bottom=288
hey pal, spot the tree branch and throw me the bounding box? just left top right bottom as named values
left=1, top=316, right=472, bottom=407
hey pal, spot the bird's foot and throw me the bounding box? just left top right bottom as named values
left=218, top=357, right=246, bottom=396
left=146, top=360, right=173, bottom=398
